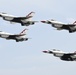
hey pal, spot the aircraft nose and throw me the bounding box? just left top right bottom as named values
left=41, top=21, right=46, bottom=23
left=43, top=51, right=48, bottom=53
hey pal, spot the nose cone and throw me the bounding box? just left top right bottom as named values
left=43, top=50, right=53, bottom=54
left=41, top=21, right=46, bottom=23
left=43, top=50, right=48, bottom=53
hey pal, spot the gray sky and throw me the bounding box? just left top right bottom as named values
left=0, top=0, right=76, bottom=75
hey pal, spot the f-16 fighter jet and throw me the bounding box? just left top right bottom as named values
left=0, top=28, right=29, bottom=42
left=0, top=12, right=37, bottom=26
left=43, top=49, right=76, bottom=61
left=41, top=19, right=76, bottom=33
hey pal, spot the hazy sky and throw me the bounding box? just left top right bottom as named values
left=0, top=0, right=76, bottom=75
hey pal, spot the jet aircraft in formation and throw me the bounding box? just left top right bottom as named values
left=0, top=28, right=29, bottom=42
left=0, top=12, right=76, bottom=43
left=43, top=49, right=76, bottom=61
left=41, top=19, right=76, bottom=33
left=0, top=12, right=38, bottom=26
left=0, top=11, right=76, bottom=62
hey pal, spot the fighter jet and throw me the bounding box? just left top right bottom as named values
left=0, top=12, right=38, bottom=26
left=41, top=19, right=76, bottom=33
left=43, top=49, right=76, bottom=61
left=0, top=28, right=29, bottom=42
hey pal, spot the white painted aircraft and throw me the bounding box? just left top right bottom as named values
left=0, top=28, right=29, bottom=42
left=0, top=12, right=38, bottom=26
left=43, top=49, right=76, bottom=61
left=41, top=19, right=76, bottom=33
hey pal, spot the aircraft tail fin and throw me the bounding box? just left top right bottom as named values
left=19, top=28, right=28, bottom=35
left=26, top=12, right=35, bottom=18
left=73, top=21, right=76, bottom=24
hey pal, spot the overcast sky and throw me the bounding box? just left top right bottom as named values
left=0, top=0, right=76, bottom=75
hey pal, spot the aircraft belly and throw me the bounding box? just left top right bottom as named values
left=21, top=19, right=27, bottom=23
left=15, top=37, right=24, bottom=41
left=54, top=53, right=64, bottom=57
left=11, top=18, right=21, bottom=23
left=16, top=36, right=22, bottom=39
left=54, top=24, right=63, bottom=28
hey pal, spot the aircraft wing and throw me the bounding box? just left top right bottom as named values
left=13, top=17, right=29, bottom=20
left=64, top=24, right=76, bottom=27
left=6, top=34, right=26, bottom=39
left=13, top=16, right=34, bottom=22
left=65, top=53, right=76, bottom=55
left=51, top=23, right=76, bottom=27
left=8, top=34, right=26, bottom=37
